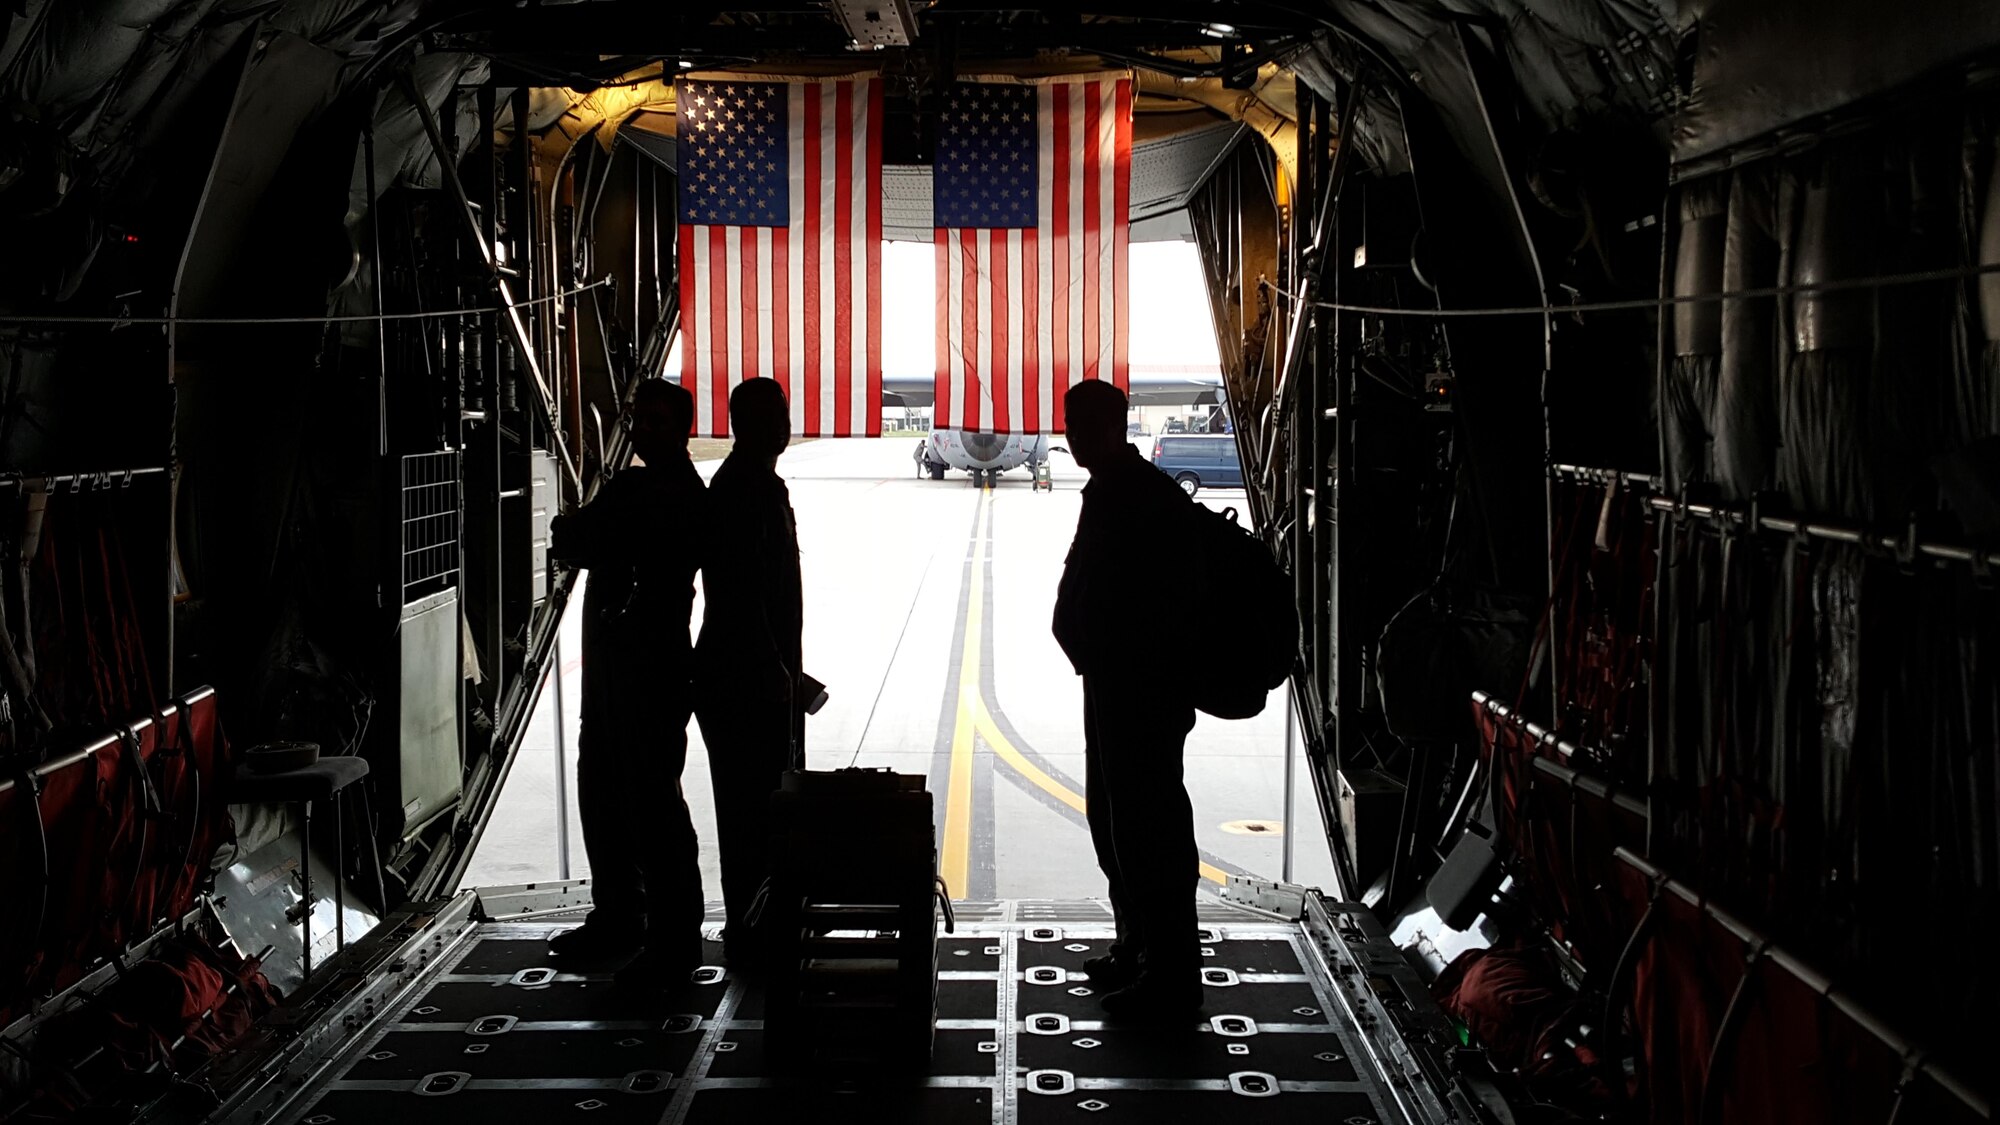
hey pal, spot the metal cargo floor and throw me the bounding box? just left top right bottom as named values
left=217, top=893, right=1445, bottom=1125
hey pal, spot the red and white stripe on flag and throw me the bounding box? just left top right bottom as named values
left=677, top=76, right=883, bottom=437
left=934, top=75, right=1131, bottom=435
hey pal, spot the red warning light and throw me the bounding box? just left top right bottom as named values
left=1423, top=372, right=1455, bottom=414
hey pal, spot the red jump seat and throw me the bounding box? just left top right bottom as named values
left=0, top=688, right=231, bottom=1028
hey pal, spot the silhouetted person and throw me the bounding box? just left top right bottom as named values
left=545, top=379, right=707, bottom=990
left=1052, top=379, right=1203, bottom=1019
left=695, top=377, right=805, bottom=968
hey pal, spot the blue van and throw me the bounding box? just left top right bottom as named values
left=1151, top=434, right=1243, bottom=495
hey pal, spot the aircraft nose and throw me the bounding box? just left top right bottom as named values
left=962, top=431, right=1004, bottom=460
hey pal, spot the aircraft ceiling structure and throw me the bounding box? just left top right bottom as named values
left=1, top=0, right=1831, bottom=469
left=7, top=0, right=1995, bottom=329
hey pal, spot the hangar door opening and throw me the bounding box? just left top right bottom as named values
left=464, top=239, right=1338, bottom=902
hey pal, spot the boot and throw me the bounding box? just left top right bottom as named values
left=548, top=918, right=643, bottom=960
left=1082, top=953, right=1139, bottom=992
left=614, top=948, right=702, bottom=994
left=1099, top=968, right=1203, bottom=1021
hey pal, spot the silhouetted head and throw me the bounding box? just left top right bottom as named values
left=730, top=377, right=791, bottom=459
left=628, top=379, right=694, bottom=466
left=1063, top=380, right=1128, bottom=471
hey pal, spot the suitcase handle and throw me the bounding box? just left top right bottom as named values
left=744, top=879, right=773, bottom=930
left=935, top=876, right=956, bottom=934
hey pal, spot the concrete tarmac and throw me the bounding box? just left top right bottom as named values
left=464, top=436, right=1339, bottom=903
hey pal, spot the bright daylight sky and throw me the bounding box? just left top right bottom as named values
left=664, top=239, right=1221, bottom=381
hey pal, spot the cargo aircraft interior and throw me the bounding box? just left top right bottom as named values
left=1, top=3, right=1996, bottom=1124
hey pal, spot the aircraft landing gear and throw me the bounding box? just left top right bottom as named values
left=915, top=442, right=948, bottom=481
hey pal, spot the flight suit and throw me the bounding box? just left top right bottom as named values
left=1052, top=443, right=1201, bottom=981
left=694, top=452, right=806, bottom=956
left=549, top=459, right=706, bottom=965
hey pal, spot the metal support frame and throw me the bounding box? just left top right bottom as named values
left=1190, top=83, right=1355, bottom=898
left=1310, top=87, right=1349, bottom=745
left=331, top=806, right=347, bottom=959
left=477, top=84, right=507, bottom=720
left=550, top=632, right=571, bottom=880
left=290, top=780, right=382, bottom=979
left=1323, top=88, right=1365, bottom=900
left=1282, top=681, right=1296, bottom=884
left=398, top=74, right=582, bottom=499
left=363, top=124, right=388, bottom=459
left=1646, top=197, right=1677, bottom=865
left=298, top=799, right=317, bottom=977
left=424, top=188, right=681, bottom=904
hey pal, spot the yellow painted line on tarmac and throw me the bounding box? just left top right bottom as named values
left=944, top=481, right=1228, bottom=893
left=972, top=693, right=1084, bottom=816
left=938, top=486, right=991, bottom=898
left=964, top=592, right=1229, bottom=888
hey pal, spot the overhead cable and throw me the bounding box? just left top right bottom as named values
left=0, top=277, right=613, bottom=328
left=1265, top=259, right=2000, bottom=318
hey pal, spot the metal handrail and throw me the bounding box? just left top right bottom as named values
left=1471, top=690, right=1646, bottom=820
left=1547, top=463, right=2000, bottom=569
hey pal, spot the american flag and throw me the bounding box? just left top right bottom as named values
left=933, top=75, right=1131, bottom=434
left=677, top=77, right=883, bottom=437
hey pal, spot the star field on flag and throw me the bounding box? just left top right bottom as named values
left=932, top=75, right=1132, bottom=435
left=677, top=76, right=884, bottom=438
left=934, top=84, right=1037, bottom=229
left=676, top=82, right=788, bottom=227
